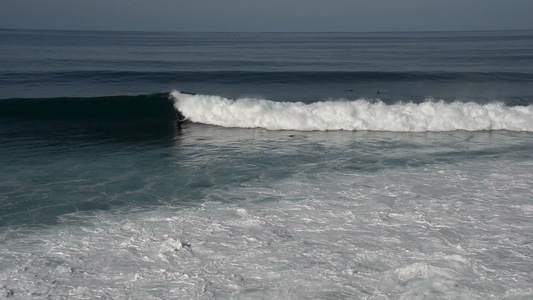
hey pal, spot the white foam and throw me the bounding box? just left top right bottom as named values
left=171, top=91, right=533, bottom=132
left=1, top=139, right=531, bottom=299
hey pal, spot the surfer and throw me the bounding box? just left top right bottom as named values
left=176, top=111, right=186, bottom=127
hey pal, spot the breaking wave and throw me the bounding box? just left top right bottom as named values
left=172, top=91, right=533, bottom=132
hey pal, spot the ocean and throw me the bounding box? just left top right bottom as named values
left=0, top=29, right=532, bottom=299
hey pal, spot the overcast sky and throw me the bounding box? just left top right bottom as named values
left=1, top=0, right=532, bottom=32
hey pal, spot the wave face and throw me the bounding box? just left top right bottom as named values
left=0, top=93, right=176, bottom=121
left=172, top=91, right=533, bottom=132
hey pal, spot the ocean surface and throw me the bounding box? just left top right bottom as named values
left=1, top=29, right=532, bottom=299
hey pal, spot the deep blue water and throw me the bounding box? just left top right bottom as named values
left=2, top=29, right=533, bottom=103
left=0, top=29, right=532, bottom=299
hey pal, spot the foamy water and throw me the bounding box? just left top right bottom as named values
left=1, top=128, right=532, bottom=299
left=172, top=91, right=533, bottom=132
left=2, top=30, right=533, bottom=300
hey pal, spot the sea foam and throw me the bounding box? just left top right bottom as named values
left=171, top=91, right=533, bottom=132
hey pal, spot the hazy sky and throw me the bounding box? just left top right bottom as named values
left=1, top=0, right=532, bottom=32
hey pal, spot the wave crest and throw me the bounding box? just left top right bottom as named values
left=171, top=91, right=533, bottom=132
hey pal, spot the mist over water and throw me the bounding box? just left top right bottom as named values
left=1, top=29, right=532, bottom=299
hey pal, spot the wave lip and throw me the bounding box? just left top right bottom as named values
left=171, top=91, right=533, bottom=132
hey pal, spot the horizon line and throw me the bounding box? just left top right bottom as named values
left=1, top=27, right=532, bottom=35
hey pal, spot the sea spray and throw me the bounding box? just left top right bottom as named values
left=172, top=91, right=533, bottom=132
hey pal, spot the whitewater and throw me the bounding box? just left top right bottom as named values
left=1, top=30, right=533, bottom=299
left=2, top=127, right=532, bottom=299
left=172, top=91, right=533, bottom=132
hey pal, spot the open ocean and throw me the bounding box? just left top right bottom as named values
left=1, top=29, right=532, bottom=299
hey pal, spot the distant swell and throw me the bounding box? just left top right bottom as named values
left=3, top=70, right=533, bottom=85
left=172, top=91, right=533, bottom=132
left=0, top=93, right=176, bottom=120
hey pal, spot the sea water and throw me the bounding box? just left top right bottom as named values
left=0, top=30, right=532, bottom=299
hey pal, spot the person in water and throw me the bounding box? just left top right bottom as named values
left=176, top=111, right=186, bottom=126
